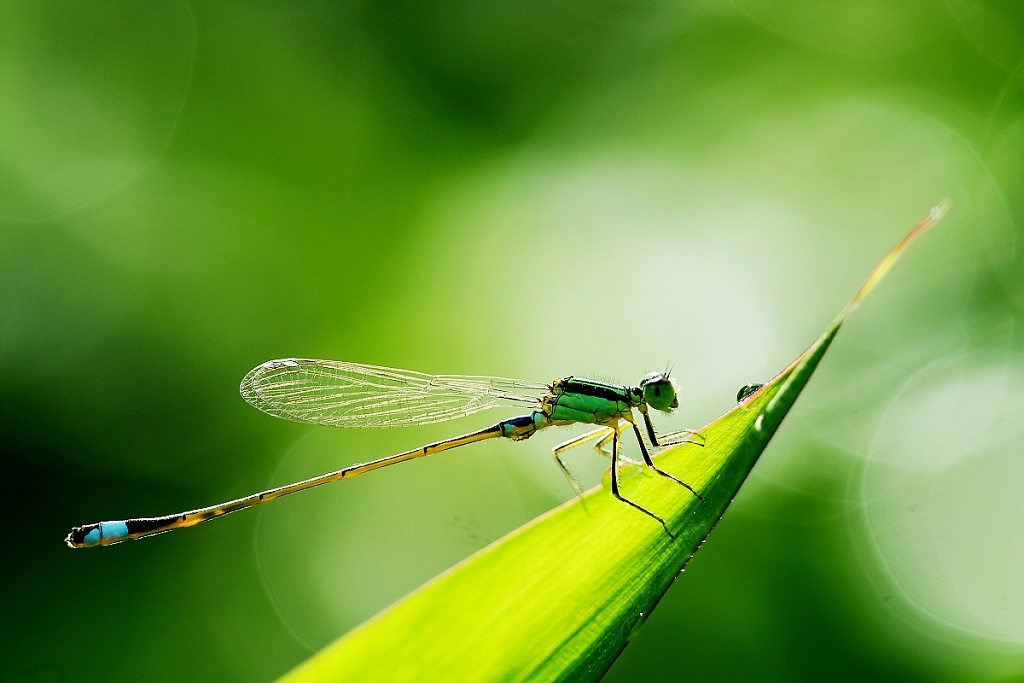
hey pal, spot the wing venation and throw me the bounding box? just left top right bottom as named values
left=240, top=358, right=548, bottom=428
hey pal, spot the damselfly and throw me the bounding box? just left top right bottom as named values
left=66, top=359, right=703, bottom=548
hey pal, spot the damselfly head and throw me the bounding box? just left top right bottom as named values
left=640, top=372, right=678, bottom=412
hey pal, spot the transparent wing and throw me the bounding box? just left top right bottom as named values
left=239, top=358, right=549, bottom=428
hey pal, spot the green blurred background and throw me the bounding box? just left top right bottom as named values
left=2, top=1, right=1023, bottom=681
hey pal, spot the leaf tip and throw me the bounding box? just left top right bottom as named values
left=847, top=201, right=948, bottom=309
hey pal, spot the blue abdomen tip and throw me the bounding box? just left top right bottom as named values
left=82, top=527, right=102, bottom=546
left=100, top=521, right=130, bottom=543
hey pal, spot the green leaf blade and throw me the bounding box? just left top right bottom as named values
left=281, top=206, right=946, bottom=683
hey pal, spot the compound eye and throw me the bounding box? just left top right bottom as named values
left=641, top=371, right=662, bottom=385
left=642, top=376, right=677, bottom=412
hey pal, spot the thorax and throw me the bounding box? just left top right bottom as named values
left=542, top=377, right=637, bottom=426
